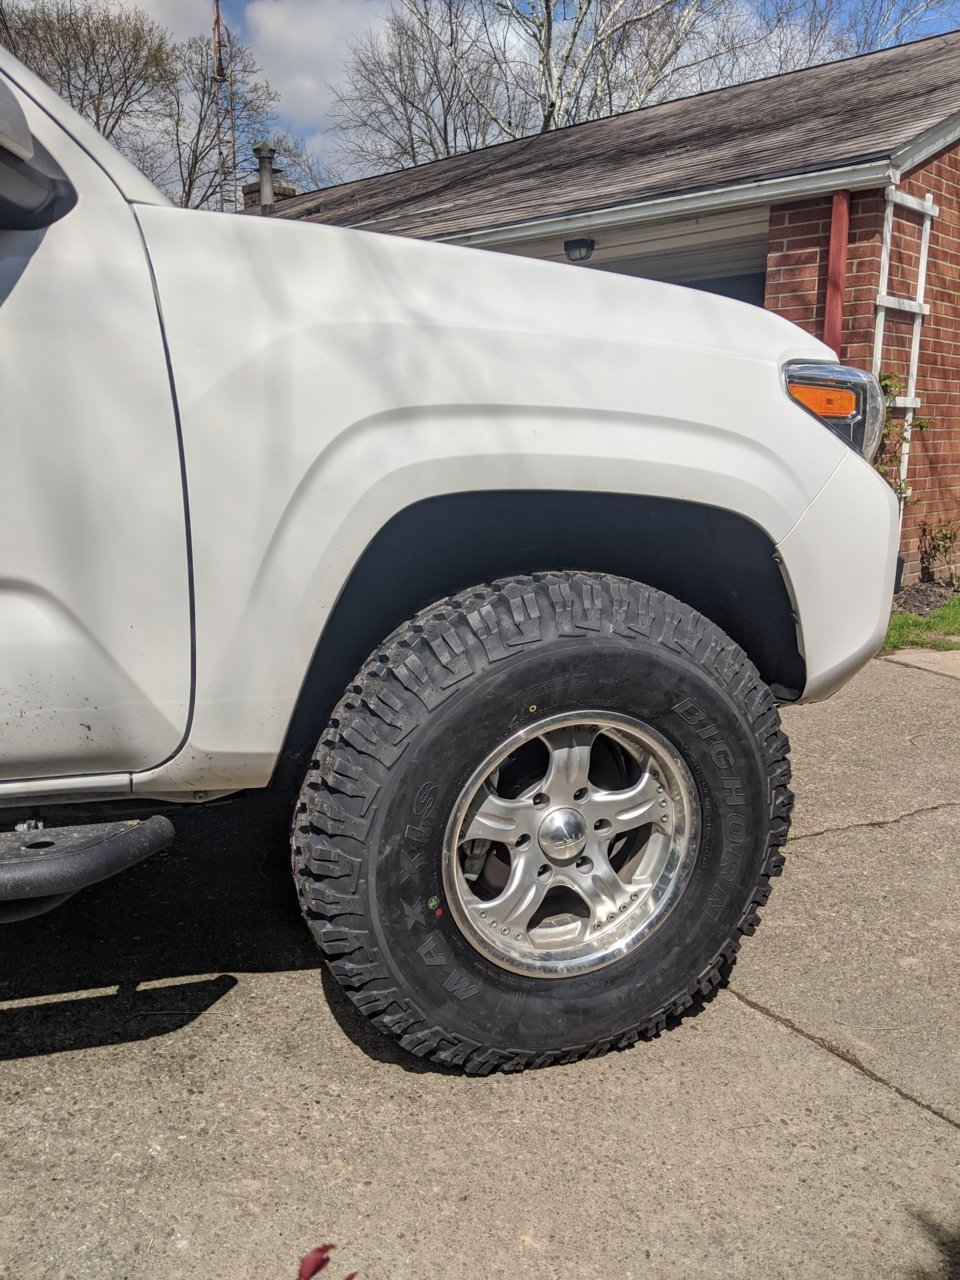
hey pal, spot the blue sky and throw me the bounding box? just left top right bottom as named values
left=143, top=0, right=393, bottom=160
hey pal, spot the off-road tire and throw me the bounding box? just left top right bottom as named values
left=291, top=571, right=792, bottom=1074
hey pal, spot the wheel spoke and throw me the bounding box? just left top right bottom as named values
left=541, top=727, right=596, bottom=801
left=446, top=711, right=698, bottom=977
left=463, top=788, right=536, bottom=844
left=468, top=851, right=547, bottom=933
left=579, top=850, right=628, bottom=919
left=588, top=770, right=663, bottom=834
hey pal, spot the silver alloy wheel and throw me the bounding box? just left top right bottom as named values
left=442, top=711, right=701, bottom=978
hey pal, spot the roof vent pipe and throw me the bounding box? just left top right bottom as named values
left=252, top=141, right=276, bottom=216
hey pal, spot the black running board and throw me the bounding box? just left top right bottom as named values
left=0, top=816, right=174, bottom=919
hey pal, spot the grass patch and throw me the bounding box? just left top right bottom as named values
left=883, top=593, right=960, bottom=652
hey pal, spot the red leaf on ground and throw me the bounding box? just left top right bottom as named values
left=298, top=1241, right=358, bottom=1278
left=298, top=1245, right=334, bottom=1279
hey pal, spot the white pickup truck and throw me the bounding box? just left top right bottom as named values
left=0, top=47, right=899, bottom=1073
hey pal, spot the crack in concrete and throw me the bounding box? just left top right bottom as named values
left=728, top=988, right=960, bottom=1131
left=788, top=799, right=960, bottom=844
left=879, top=654, right=960, bottom=682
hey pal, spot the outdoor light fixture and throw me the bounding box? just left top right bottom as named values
left=563, top=237, right=595, bottom=262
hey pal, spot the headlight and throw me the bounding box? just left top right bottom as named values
left=782, top=361, right=885, bottom=461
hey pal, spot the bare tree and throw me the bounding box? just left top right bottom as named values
left=276, top=132, right=337, bottom=195
left=805, top=0, right=957, bottom=55
left=153, top=37, right=331, bottom=209
left=1, top=1, right=329, bottom=209
left=333, top=0, right=960, bottom=177
left=1, top=0, right=174, bottom=147
left=333, top=0, right=727, bottom=172
left=139, top=35, right=284, bottom=210
left=659, top=0, right=959, bottom=94
left=452, top=0, right=709, bottom=135
left=332, top=0, right=507, bottom=170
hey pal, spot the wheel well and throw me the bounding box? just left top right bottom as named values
left=272, top=490, right=804, bottom=793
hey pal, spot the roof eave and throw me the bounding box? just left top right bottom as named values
left=892, top=106, right=960, bottom=173
left=434, top=158, right=901, bottom=247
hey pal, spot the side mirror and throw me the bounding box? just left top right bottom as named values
left=0, top=77, right=77, bottom=231
left=0, top=73, right=34, bottom=162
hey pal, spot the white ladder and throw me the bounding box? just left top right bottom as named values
left=871, top=186, right=938, bottom=517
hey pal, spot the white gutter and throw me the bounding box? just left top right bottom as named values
left=892, top=108, right=960, bottom=175
left=437, top=159, right=900, bottom=247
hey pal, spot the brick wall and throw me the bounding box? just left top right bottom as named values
left=764, top=197, right=832, bottom=331
left=764, top=151, right=960, bottom=584
left=896, top=146, right=960, bottom=581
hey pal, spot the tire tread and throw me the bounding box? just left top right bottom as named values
left=291, top=571, right=793, bottom=1075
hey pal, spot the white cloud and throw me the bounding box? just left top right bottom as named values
left=244, top=0, right=392, bottom=130
left=139, top=0, right=215, bottom=40
left=132, top=0, right=390, bottom=165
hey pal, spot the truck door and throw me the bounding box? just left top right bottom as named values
left=0, top=73, right=192, bottom=783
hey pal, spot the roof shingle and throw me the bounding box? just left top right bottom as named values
left=276, top=31, right=960, bottom=239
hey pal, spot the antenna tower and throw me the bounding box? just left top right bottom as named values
left=211, top=0, right=239, bottom=211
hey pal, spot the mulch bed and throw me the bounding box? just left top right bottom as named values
left=893, top=580, right=959, bottom=616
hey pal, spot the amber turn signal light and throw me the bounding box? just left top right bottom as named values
left=786, top=382, right=857, bottom=418
left=782, top=361, right=885, bottom=460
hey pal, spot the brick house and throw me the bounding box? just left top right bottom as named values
left=271, top=33, right=960, bottom=582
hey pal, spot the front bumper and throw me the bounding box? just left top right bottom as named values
left=779, top=451, right=900, bottom=702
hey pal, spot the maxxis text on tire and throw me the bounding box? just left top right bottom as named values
left=291, top=572, right=793, bottom=1075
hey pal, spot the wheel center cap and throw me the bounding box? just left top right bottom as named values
left=538, top=807, right=588, bottom=863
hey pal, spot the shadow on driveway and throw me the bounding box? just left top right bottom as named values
left=908, top=1211, right=960, bottom=1279
left=0, top=787, right=726, bottom=1072
left=0, top=791, right=471, bottom=1073
left=0, top=791, right=321, bottom=1060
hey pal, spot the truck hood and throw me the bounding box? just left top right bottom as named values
left=144, top=206, right=833, bottom=371
left=138, top=198, right=847, bottom=552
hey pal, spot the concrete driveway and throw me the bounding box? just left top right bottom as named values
left=1, top=655, right=958, bottom=1279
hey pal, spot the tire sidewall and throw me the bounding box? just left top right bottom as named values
left=365, top=634, right=768, bottom=1054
